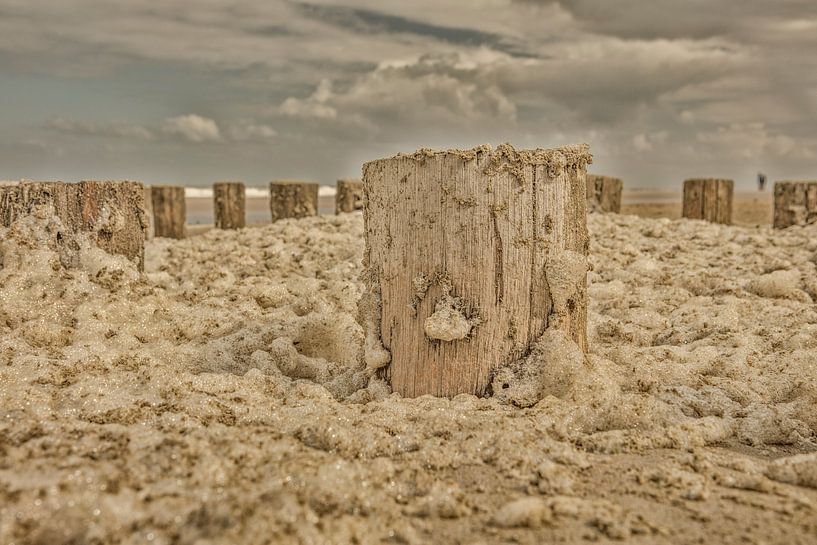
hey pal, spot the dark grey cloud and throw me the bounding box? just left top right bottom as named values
left=293, top=2, right=537, bottom=58
left=520, top=0, right=817, bottom=40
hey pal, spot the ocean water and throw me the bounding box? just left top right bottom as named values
left=184, top=185, right=338, bottom=224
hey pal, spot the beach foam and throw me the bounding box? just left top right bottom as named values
left=1, top=209, right=816, bottom=543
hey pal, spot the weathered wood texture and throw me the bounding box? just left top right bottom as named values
left=150, top=185, right=186, bottom=239
left=143, top=186, right=155, bottom=240
left=269, top=181, right=318, bottom=222
left=361, top=144, right=591, bottom=398
left=73, top=181, right=147, bottom=270
left=682, top=178, right=733, bottom=224
left=335, top=179, right=364, bottom=214
left=586, top=174, right=623, bottom=213
left=1, top=180, right=147, bottom=270
left=773, top=181, right=817, bottom=229
left=213, top=181, right=246, bottom=229
left=0, top=181, right=25, bottom=227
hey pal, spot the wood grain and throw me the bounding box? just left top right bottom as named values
left=682, top=179, right=733, bottom=224
left=335, top=179, right=364, bottom=214
left=269, top=181, right=318, bottom=222
left=773, top=181, right=817, bottom=228
left=586, top=175, right=623, bottom=213
left=151, top=185, right=187, bottom=239
left=361, top=144, right=591, bottom=397
left=213, top=181, right=246, bottom=229
left=1, top=180, right=147, bottom=270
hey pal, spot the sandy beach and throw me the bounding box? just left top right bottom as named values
left=621, top=190, right=774, bottom=227
left=184, top=190, right=775, bottom=234
left=2, top=201, right=816, bottom=544
left=186, top=196, right=336, bottom=225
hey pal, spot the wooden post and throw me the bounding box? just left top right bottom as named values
left=1, top=180, right=147, bottom=270
left=213, top=181, right=246, bottom=229
left=361, top=144, right=591, bottom=398
left=682, top=178, right=733, bottom=224
left=773, top=181, right=817, bottom=228
left=269, top=180, right=318, bottom=222
left=1, top=181, right=70, bottom=227
left=150, top=185, right=186, bottom=239
left=586, top=174, right=623, bottom=213
left=1, top=181, right=23, bottom=227
left=73, top=181, right=147, bottom=270
left=143, top=186, right=154, bottom=240
left=335, top=179, right=364, bottom=214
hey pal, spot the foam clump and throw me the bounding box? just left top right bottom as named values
left=491, top=329, right=584, bottom=407
left=424, top=301, right=471, bottom=341
left=746, top=269, right=811, bottom=301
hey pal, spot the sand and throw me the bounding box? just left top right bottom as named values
left=1, top=201, right=817, bottom=544
left=621, top=190, right=773, bottom=227
left=185, top=196, right=336, bottom=228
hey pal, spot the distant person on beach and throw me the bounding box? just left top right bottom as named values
left=758, top=172, right=767, bottom=191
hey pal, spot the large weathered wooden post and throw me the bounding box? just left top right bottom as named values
left=213, top=181, right=246, bottom=229
left=773, top=181, right=817, bottom=228
left=150, top=185, right=186, bottom=238
left=360, top=144, right=591, bottom=398
left=335, top=179, right=364, bottom=214
left=269, top=180, right=318, bottom=222
left=1, top=180, right=147, bottom=270
left=682, top=178, right=733, bottom=224
left=586, top=174, right=623, bottom=213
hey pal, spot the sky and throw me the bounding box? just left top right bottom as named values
left=1, top=0, right=816, bottom=189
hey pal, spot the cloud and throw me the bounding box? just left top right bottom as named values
left=46, top=114, right=279, bottom=145
left=228, top=122, right=277, bottom=141
left=279, top=80, right=338, bottom=120
left=277, top=52, right=518, bottom=134
left=293, top=2, right=536, bottom=58
left=5, top=1, right=817, bottom=186
left=695, top=123, right=816, bottom=160
left=162, top=114, right=221, bottom=143
left=632, top=131, right=668, bottom=152
left=275, top=37, right=737, bottom=135
left=46, top=117, right=154, bottom=140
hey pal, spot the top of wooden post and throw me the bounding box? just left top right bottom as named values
left=587, top=174, right=622, bottom=184
left=684, top=178, right=733, bottom=186
left=270, top=180, right=319, bottom=186
left=775, top=180, right=817, bottom=187
left=364, top=143, right=592, bottom=173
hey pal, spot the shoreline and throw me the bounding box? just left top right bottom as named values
left=183, top=191, right=775, bottom=233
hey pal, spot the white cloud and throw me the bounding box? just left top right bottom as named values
left=228, top=122, right=277, bottom=141
left=277, top=52, right=517, bottom=131
left=279, top=80, right=338, bottom=120
left=46, top=117, right=154, bottom=140
left=162, top=114, right=221, bottom=143
left=633, top=131, right=668, bottom=151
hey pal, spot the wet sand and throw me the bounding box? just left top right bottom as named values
left=621, top=190, right=773, bottom=227
left=186, top=196, right=336, bottom=226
